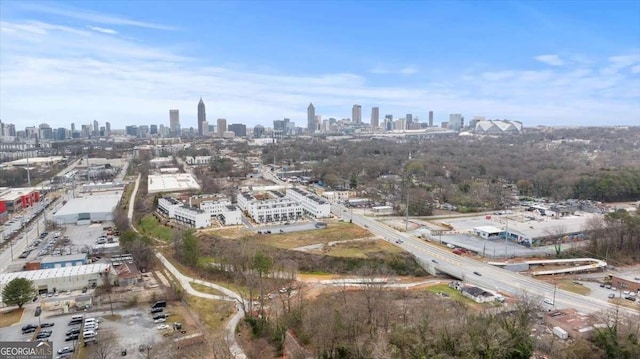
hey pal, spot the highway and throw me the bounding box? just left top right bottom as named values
left=332, top=203, right=638, bottom=316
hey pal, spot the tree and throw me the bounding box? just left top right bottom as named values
left=2, top=278, right=35, bottom=308
left=181, top=229, right=199, bottom=266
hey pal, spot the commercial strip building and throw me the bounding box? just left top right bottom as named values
left=0, top=187, right=41, bottom=213
left=0, top=263, right=115, bottom=297
left=53, top=193, right=121, bottom=225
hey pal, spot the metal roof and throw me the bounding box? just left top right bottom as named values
left=0, top=263, right=111, bottom=285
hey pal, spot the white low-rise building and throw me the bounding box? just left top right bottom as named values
left=190, top=195, right=242, bottom=226
left=185, top=156, right=212, bottom=165
left=320, top=190, right=352, bottom=202
left=286, top=187, right=331, bottom=218
left=157, top=197, right=210, bottom=228
left=237, top=191, right=303, bottom=224
left=157, top=197, right=182, bottom=218
left=220, top=205, right=242, bottom=225
left=174, top=205, right=210, bottom=229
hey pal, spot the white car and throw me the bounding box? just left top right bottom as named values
left=154, top=318, right=166, bottom=323
left=156, top=324, right=170, bottom=330
left=543, top=298, right=554, bottom=305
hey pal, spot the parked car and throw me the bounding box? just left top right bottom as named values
left=21, top=324, right=38, bottom=334
left=65, top=334, right=79, bottom=341
left=35, top=307, right=42, bottom=316
left=150, top=308, right=163, bottom=314
left=36, top=331, right=52, bottom=339
left=543, top=298, right=554, bottom=305
left=608, top=293, right=616, bottom=299
left=57, top=347, right=74, bottom=355
left=157, top=324, right=170, bottom=330
left=151, top=300, right=167, bottom=309
left=154, top=318, right=166, bottom=323
left=66, top=327, right=81, bottom=336
left=473, top=271, right=482, bottom=276
left=40, top=322, right=54, bottom=328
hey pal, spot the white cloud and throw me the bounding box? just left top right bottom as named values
left=534, top=54, right=565, bottom=66
left=0, top=19, right=638, bottom=129
left=631, top=65, right=640, bottom=74
left=15, top=2, right=177, bottom=30
left=87, top=26, right=117, bottom=35
left=371, top=65, right=418, bottom=75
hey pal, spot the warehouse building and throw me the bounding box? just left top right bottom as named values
left=0, top=264, right=115, bottom=298
left=40, top=253, right=88, bottom=269
left=53, top=193, right=121, bottom=225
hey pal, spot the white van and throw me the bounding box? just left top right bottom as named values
left=84, top=318, right=96, bottom=324
left=71, top=315, right=84, bottom=321
left=83, top=330, right=97, bottom=339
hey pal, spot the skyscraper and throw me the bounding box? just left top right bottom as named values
left=371, top=107, right=379, bottom=128
left=169, top=109, right=180, bottom=136
left=428, top=111, right=433, bottom=127
left=197, top=98, right=206, bottom=136
left=217, top=118, right=227, bottom=138
left=105, top=122, right=111, bottom=136
left=352, top=104, right=362, bottom=123
left=406, top=114, right=413, bottom=125
left=448, top=114, right=464, bottom=131
left=307, top=103, right=316, bottom=132
left=93, top=120, right=99, bottom=136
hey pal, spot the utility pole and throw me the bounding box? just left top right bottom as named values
left=26, top=149, right=32, bottom=186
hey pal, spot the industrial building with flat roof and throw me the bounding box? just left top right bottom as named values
left=53, top=193, right=121, bottom=225
left=0, top=264, right=115, bottom=297
left=148, top=173, right=201, bottom=193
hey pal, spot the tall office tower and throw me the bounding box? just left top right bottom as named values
left=169, top=109, right=180, bottom=136
left=70, top=123, right=75, bottom=132
left=229, top=123, right=247, bottom=137
left=150, top=125, right=158, bottom=135
left=201, top=121, right=209, bottom=136
left=105, top=122, right=111, bottom=136
left=197, top=98, right=206, bottom=136
left=352, top=104, right=362, bottom=123
left=307, top=103, right=316, bottom=132
left=93, top=120, right=99, bottom=136
left=254, top=125, right=265, bottom=138
left=448, top=114, right=464, bottom=131
left=315, top=115, right=321, bottom=130
left=370, top=107, right=379, bottom=128
left=428, top=111, right=434, bottom=127
left=217, top=118, right=227, bottom=137
left=406, top=114, right=413, bottom=125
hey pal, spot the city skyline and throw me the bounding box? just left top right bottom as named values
left=1, top=1, right=639, bottom=129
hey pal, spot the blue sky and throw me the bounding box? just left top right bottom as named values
left=1, top=0, right=639, bottom=130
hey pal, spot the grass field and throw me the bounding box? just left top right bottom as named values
left=558, top=281, right=591, bottom=295
left=185, top=295, right=236, bottom=332
left=139, top=214, right=174, bottom=242
left=425, top=284, right=474, bottom=304
left=191, top=282, right=225, bottom=296
left=309, top=239, right=405, bottom=258
left=255, top=222, right=372, bottom=249
left=0, top=308, right=23, bottom=328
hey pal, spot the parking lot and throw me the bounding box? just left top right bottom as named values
left=0, top=305, right=168, bottom=357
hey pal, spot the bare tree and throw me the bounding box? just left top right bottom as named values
left=89, top=333, right=119, bottom=359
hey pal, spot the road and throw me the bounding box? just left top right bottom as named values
left=332, top=203, right=638, bottom=316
